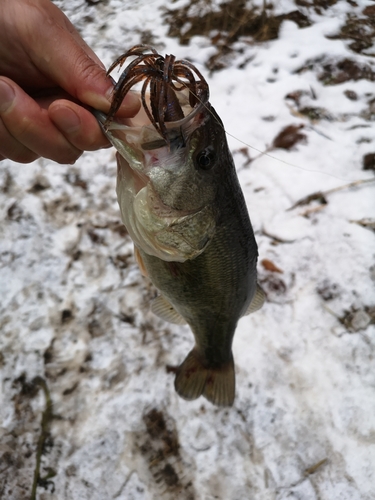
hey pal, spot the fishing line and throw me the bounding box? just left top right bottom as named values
left=173, top=73, right=365, bottom=183
left=109, top=56, right=371, bottom=184
left=223, top=130, right=352, bottom=181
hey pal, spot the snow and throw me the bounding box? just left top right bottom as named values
left=1, top=0, right=375, bottom=499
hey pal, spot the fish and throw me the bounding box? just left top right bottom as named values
left=94, top=45, right=264, bottom=406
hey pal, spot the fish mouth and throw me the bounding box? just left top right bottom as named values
left=94, top=44, right=210, bottom=185
left=94, top=89, right=208, bottom=202
left=95, top=89, right=206, bottom=160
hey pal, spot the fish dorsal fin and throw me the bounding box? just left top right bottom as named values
left=243, top=284, right=265, bottom=316
left=151, top=295, right=187, bottom=325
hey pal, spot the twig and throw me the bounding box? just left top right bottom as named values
left=261, top=228, right=296, bottom=244
left=30, top=377, right=53, bottom=500
left=276, top=457, right=328, bottom=493
left=304, top=458, right=328, bottom=476
left=350, top=218, right=375, bottom=230
left=288, top=178, right=375, bottom=211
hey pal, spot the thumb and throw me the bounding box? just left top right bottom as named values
left=29, top=1, right=139, bottom=116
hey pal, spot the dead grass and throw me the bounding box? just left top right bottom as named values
left=163, top=0, right=310, bottom=71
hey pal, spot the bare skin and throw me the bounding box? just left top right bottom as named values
left=0, top=0, right=140, bottom=164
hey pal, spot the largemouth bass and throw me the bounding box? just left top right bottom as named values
left=95, top=45, right=264, bottom=406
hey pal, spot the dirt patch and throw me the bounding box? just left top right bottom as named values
left=328, top=6, right=375, bottom=55
left=134, top=408, right=196, bottom=499
left=295, top=56, right=375, bottom=85
left=163, top=0, right=310, bottom=71
left=339, top=306, right=375, bottom=332
left=295, top=0, right=339, bottom=12
left=0, top=376, right=55, bottom=500
left=319, top=58, right=375, bottom=85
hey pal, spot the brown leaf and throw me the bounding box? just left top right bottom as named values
left=363, top=153, right=375, bottom=171
left=261, top=259, right=283, bottom=273
left=272, top=124, right=306, bottom=150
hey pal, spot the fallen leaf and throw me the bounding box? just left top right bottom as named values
left=272, top=124, right=306, bottom=150
left=261, top=258, right=283, bottom=273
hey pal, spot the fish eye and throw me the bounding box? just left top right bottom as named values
left=196, top=149, right=215, bottom=170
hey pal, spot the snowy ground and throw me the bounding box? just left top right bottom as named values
left=1, top=1, right=375, bottom=499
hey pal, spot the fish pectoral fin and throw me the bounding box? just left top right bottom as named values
left=243, top=283, right=266, bottom=316
left=174, top=348, right=235, bottom=407
left=134, top=245, right=149, bottom=277
left=151, top=295, right=187, bottom=325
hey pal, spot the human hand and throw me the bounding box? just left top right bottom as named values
left=0, top=0, right=140, bottom=164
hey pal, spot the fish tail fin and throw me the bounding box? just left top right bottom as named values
left=174, top=348, right=235, bottom=407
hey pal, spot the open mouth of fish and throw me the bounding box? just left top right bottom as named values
left=95, top=45, right=209, bottom=168
left=96, top=87, right=205, bottom=194
left=93, top=45, right=216, bottom=262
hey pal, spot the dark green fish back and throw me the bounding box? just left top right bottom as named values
left=139, top=107, right=258, bottom=406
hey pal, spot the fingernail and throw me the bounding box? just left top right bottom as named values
left=0, top=79, right=15, bottom=113
left=83, top=88, right=140, bottom=116
left=54, top=107, right=81, bottom=134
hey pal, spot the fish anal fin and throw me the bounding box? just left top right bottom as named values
left=243, top=283, right=265, bottom=316
left=151, top=295, right=187, bottom=325
left=174, top=348, right=235, bottom=407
